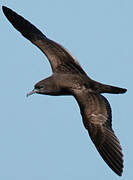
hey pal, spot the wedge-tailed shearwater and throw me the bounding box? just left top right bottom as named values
left=2, top=6, right=127, bottom=176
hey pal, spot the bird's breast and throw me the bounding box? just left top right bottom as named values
left=54, top=73, right=87, bottom=91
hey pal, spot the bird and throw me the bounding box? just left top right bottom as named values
left=2, top=6, right=127, bottom=176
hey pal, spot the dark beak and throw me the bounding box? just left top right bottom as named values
left=26, top=89, right=39, bottom=97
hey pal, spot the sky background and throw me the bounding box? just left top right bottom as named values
left=0, top=0, right=132, bottom=179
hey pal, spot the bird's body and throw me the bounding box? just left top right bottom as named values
left=2, top=6, right=127, bottom=176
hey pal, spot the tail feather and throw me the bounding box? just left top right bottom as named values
left=91, top=80, right=127, bottom=94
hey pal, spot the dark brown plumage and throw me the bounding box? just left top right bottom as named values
left=2, top=6, right=127, bottom=176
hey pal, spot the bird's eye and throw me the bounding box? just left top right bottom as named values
left=35, top=85, right=43, bottom=89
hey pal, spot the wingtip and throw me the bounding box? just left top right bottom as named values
left=117, top=168, right=123, bottom=176
left=119, top=172, right=123, bottom=176
left=2, top=6, right=12, bottom=17
left=2, top=6, right=8, bottom=13
left=2, top=5, right=6, bottom=9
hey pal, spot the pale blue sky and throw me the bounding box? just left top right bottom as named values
left=0, top=0, right=132, bottom=179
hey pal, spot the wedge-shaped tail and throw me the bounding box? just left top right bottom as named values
left=91, top=80, right=127, bottom=94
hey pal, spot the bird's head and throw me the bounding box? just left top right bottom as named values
left=26, top=81, right=46, bottom=97
left=26, top=76, right=59, bottom=97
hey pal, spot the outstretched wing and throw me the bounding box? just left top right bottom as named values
left=2, top=6, right=86, bottom=75
left=74, top=91, right=123, bottom=176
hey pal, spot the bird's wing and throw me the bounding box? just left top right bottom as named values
left=2, top=6, right=86, bottom=75
left=74, top=91, right=123, bottom=176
